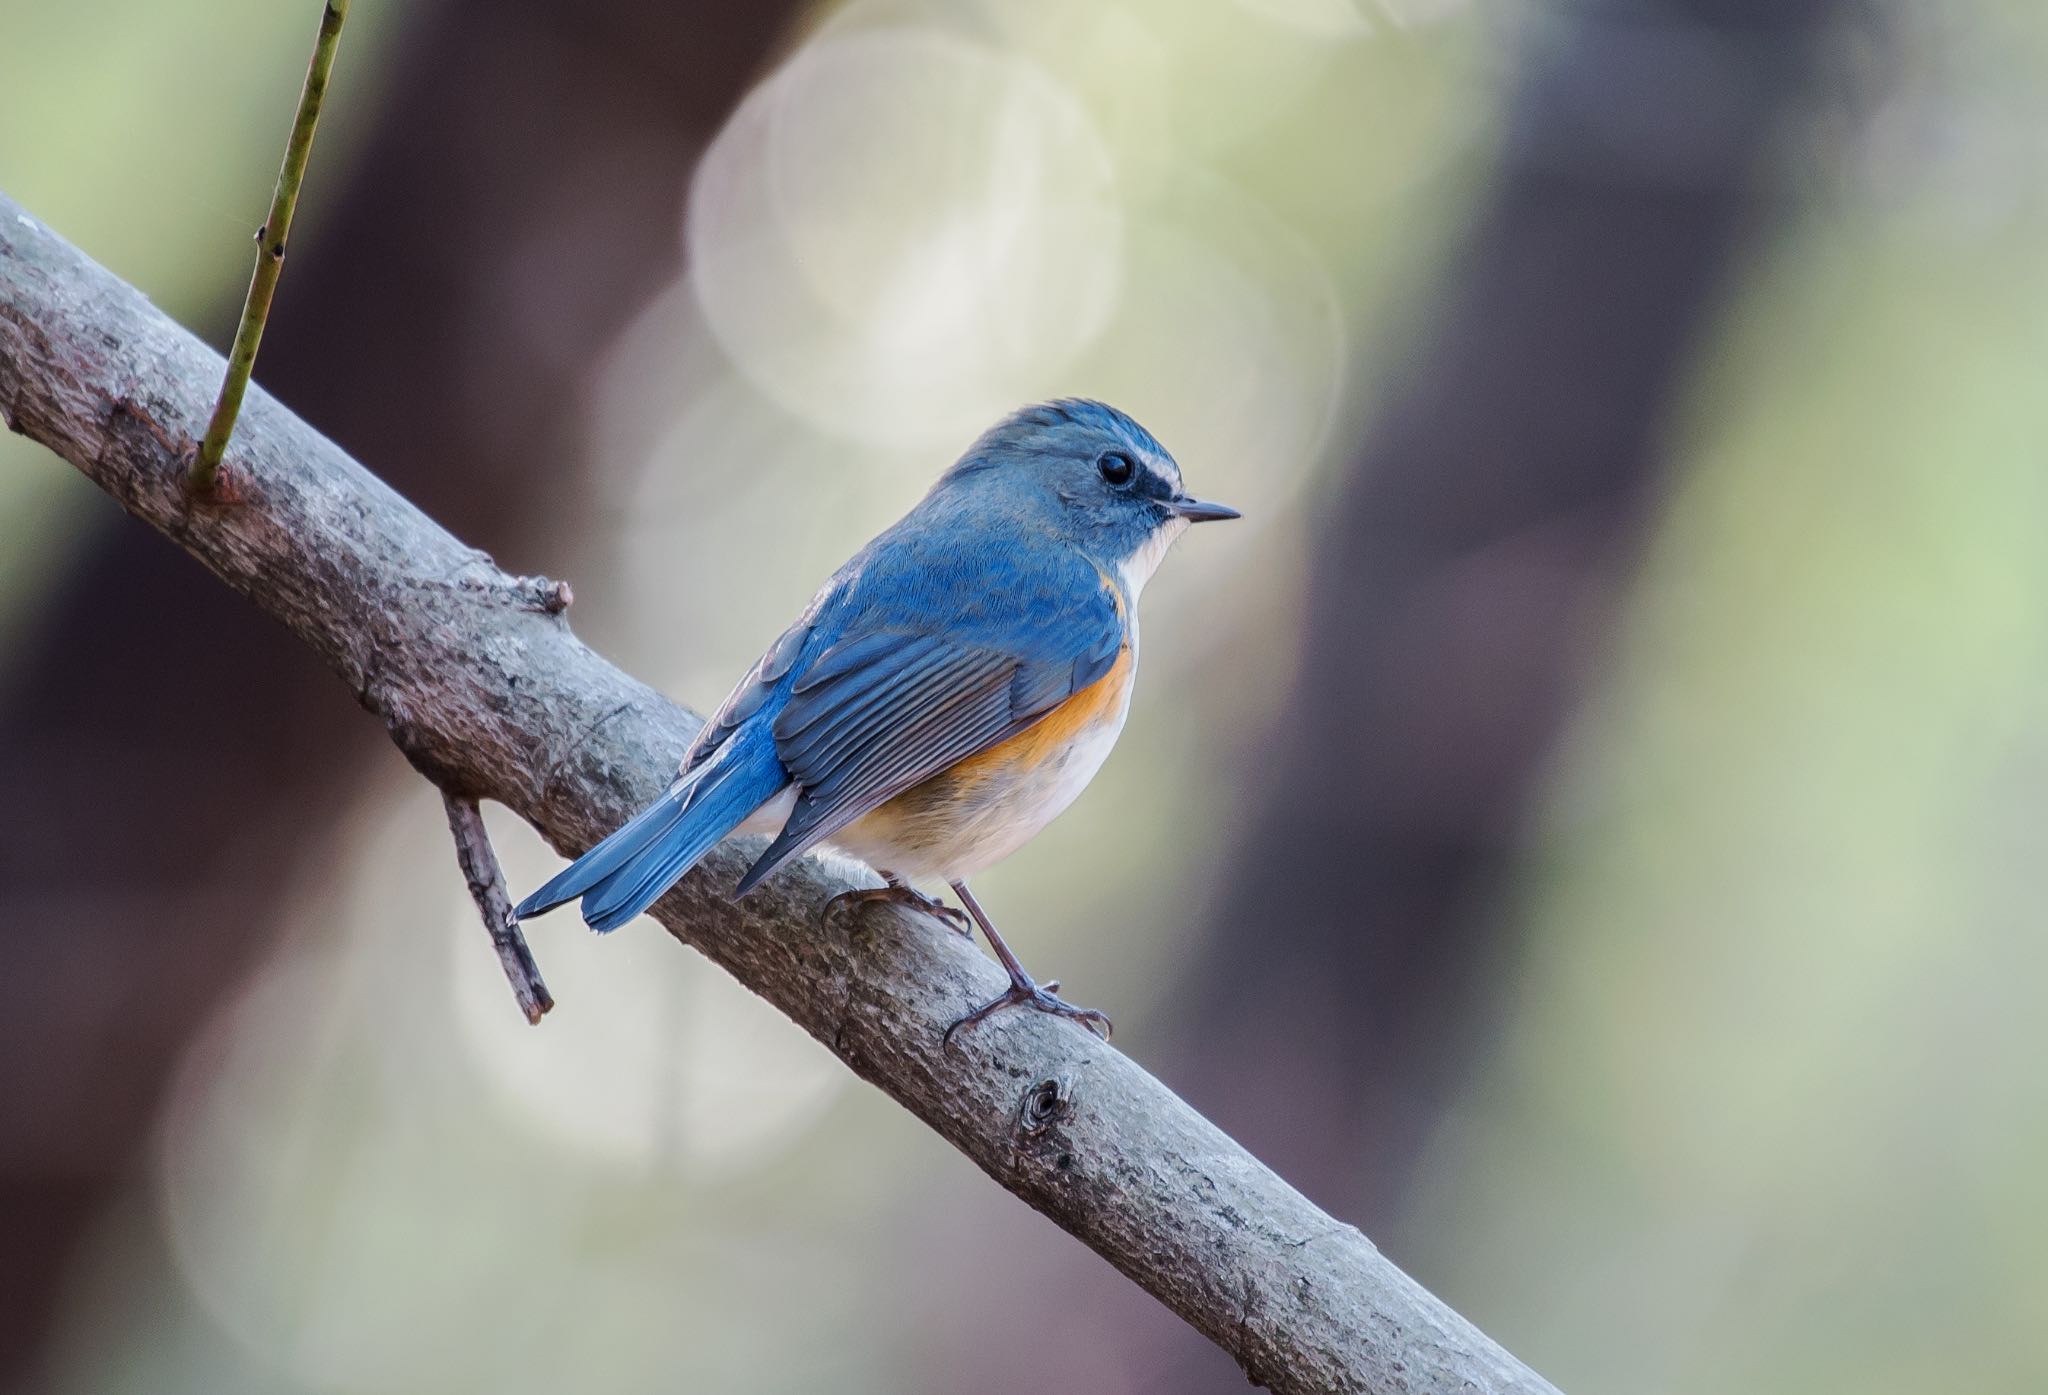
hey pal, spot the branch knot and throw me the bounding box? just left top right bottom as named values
left=1017, top=1072, right=1075, bottom=1138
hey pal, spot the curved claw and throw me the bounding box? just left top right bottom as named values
left=822, top=884, right=971, bottom=936
left=943, top=977, right=1113, bottom=1047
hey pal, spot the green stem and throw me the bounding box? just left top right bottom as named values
left=190, top=0, right=349, bottom=493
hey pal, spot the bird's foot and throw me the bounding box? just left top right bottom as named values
left=822, top=883, right=971, bottom=936
left=943, top=974, right=1112, bottom=1046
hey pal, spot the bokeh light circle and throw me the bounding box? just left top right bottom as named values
left=688, top=29, right=1123, bottom=447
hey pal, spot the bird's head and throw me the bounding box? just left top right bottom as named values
left=935, top=399, right=1239, bottom=598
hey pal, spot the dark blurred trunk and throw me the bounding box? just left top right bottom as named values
left=0, top=2, right=796, bottom=1384
left=925, top=1, right=1851, bottom=1390
left=1180, top=0, right=1854, bottom=1221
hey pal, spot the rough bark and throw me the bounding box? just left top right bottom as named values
left=0, top=192, right=1558, bottom=1395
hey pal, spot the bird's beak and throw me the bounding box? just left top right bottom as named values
left=1168, top=496, right=1242, bottom=523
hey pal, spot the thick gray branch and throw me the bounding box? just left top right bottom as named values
left=0, top=193, right=1559, bottom=1395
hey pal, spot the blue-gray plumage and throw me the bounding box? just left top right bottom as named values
left=515, top=399, right=1238, bottom=1036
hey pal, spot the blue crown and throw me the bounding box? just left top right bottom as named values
left=949, top=398, right=1172, bottom=477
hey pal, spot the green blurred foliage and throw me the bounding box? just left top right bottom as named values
left=1402, top=63, right=2048, bottom=1392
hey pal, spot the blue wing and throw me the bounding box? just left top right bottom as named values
left=731, top=533, right=1125, bottom=896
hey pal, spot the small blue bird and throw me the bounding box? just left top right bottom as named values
left=515, top=399, right=1238, bottom=1037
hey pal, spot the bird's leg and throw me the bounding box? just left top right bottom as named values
left=822, top=871, right=970, bottom=936
left=942, top=881, right=1112, bottom=1044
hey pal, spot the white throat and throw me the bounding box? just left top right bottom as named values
left=1116, top=516, right=1189, bottom=605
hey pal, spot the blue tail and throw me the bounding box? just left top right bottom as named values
left=514, top=726, right=789, bottom=932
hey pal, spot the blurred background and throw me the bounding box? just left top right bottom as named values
left=3, top=0, right=2046, bottom=1392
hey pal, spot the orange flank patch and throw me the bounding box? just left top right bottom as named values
left=843, top=642, right=1135, bottom=869
left=862, top=645, right=1133, bottom=829
left=951, top=645, right=1133, bottom=786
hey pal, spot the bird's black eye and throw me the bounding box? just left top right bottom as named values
left=1097, top=451, right=1135, bottom=486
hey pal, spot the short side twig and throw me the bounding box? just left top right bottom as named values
left=441, top=791, right=554, bottom=1024
left=190, top=0, right=350, bottom=493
